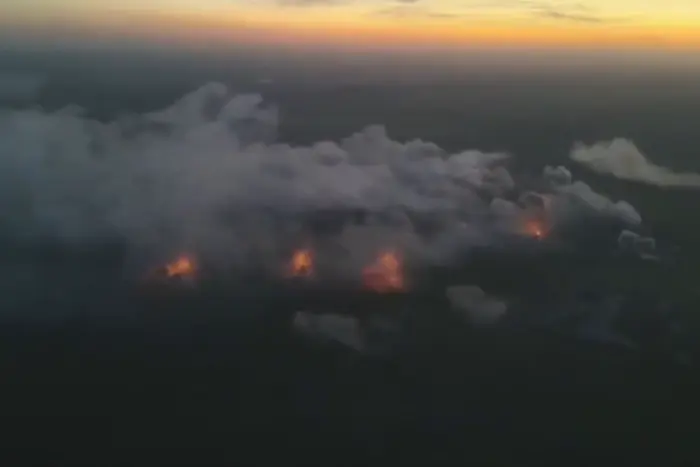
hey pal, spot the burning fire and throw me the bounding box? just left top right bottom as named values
left=164, top=254, right=196, bottom=279
left=362, top=250, right=405, bottom=293
left=287, top=249, right=314, bottom=277
left=143, top=253, right=198, bottom=287
left=522, top=219, right=546, bottom=240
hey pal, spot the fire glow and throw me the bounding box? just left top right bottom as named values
left=523, top=220, right=546, bottom=240
left=287, top=249, right=314, bottom=278
left=147, top=247, right=409, bottom=293
left=165, top=254, right=197, bottom=279
left=362, top=250, right=405, bottom=293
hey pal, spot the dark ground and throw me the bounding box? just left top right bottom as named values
left=2, top=291, right=697, bottom=465
left=1, top=259, right=697, bottom=465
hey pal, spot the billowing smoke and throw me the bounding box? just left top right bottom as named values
left=571, top=138, right=700, bottom=188
left=0, top=82, right=648, bottom=317
left=446, top=285, right=507, bottom=327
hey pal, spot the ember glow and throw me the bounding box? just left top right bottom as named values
left=362, top=250, right=405, bottom=293
left=287, top=249, right=314, bottom=278
left=165, top=254, right=197, bottom=279
left=523, top=220, right=546, bottom=240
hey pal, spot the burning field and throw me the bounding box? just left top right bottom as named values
left=0, top=82, right=690, bottom=364
left=1, top=82, right=698, bottom=464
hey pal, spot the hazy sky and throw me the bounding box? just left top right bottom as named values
left=2, top=0, right=699, bottom=52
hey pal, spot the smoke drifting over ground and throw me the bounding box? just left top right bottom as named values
left=0, top=83, right=650, bottom=318
left=571, top=138, right=700, bottom=188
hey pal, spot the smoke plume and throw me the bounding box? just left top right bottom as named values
left=570, top=138, right=700, bottom=188
left=0, top=83, right=649, bottom=317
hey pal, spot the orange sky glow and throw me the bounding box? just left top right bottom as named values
left=2, top=2, right=699, bottom=51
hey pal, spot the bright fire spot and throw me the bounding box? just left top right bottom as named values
left=288, top=249, right=314, bottom=277
left=523, top=220, right=546, bottom=240
left=164, top=254, right=196, bottom=278
left=362, top=250, right=405, bottom=293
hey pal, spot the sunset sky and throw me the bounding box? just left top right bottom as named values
left=2, top=0, right=699, bottom=51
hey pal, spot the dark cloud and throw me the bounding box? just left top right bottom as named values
left=276, top=0, right=422, bottom=5
left=526, top=0, right=631, bottom=23
left=371, top=5, right=460, bottom=19
left=536, top=10, right=603, bottom=23
left=458, top=0, right=623, bottom=24
left=273, top=0, right=624, bottom=23
left=275, top=0, right=348, bottom=6
left=529, top=2, right=607, bottom=23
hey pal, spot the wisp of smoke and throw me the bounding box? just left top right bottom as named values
left=446, top=285, right=507, bottom=327
left=0, top=82, right=647, bottom=318
left=571, top=138, right=700, bottom=188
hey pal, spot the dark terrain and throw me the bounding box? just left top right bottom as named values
left=2, top=309, right=695, bottom=465
left=1, top=245, right=697, bottom=464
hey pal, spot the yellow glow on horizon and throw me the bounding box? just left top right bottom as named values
left=2, top=3, right=699, bottom=51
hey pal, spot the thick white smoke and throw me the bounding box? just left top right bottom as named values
left=570, top=138, right=700, bottom=188
left=0, top=82, right=647, bottom=310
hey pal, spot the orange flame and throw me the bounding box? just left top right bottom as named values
left=362, top=250, right=405, bottom=293
left=164, top=254, right=196, bottom=278
left=287, top=249, right=314, bottom=277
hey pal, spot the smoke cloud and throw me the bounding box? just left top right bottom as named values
left=446, top=285, right=507, bottom=327
left=0, top=82, right=649, bottom=317
left=570, top=138, right=700, bottom=188
left=293, top=311, right=365, bottom=351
